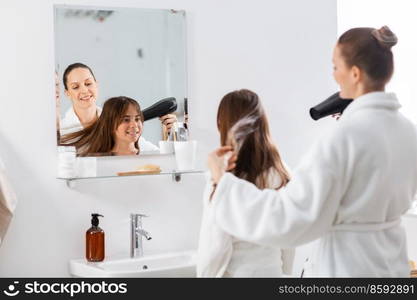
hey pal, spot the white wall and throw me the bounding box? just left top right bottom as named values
left=0, top=0, right=338, bottom=276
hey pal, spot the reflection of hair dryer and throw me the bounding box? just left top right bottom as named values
left=142, top=97, right=177, bottom=121
left=309, top=92, right=353, bottom=121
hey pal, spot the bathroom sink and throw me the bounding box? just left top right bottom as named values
left=69, top=250, right=196, bottom=277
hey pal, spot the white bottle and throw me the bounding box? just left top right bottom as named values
left=57, top=146, right=77, bottom=178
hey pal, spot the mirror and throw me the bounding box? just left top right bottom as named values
left=54, top=5, right=187, bottom=156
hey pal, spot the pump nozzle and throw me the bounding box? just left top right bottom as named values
left=309, top=92, right=353, bottom=121
left=91, top=213, right=104, bottom=226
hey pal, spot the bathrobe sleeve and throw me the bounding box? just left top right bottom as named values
left=211, top=127, right=350, bottom=248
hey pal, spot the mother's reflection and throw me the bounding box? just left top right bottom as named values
left=61, top=96, right=150, bottom=156
left=59, top=63, right=177, bottom=149
left=60, top=63, right=99, bottom=134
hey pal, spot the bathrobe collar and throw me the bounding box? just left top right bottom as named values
left=60, top=106, right=102, bottom=135
left=63, top=105, right=102, bottom=124
left=341, top=92, right=401, bottom=120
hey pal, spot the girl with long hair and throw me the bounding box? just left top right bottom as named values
left=197, top=89, right=294, bottom=277
left=61, top=96, right=144, bottom=156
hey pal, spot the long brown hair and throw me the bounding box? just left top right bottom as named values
left=217, top=89, right=290, bottom=189
left=60, top=96, right=143, bottom=156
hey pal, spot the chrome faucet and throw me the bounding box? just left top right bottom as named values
left=130, top=213, right=152, bottom=258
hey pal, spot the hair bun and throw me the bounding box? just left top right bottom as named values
left=371, top=26, right=398, bottom=49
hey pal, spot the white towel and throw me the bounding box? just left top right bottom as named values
left=0, top=156, right=17, bottom=245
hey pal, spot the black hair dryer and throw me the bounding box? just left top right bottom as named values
left=309, top=92, right=353, bottom=121
left=142, top=97, right=177, bottom=122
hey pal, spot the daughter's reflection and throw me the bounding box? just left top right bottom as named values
left=61, top=96, right=145, bottom=156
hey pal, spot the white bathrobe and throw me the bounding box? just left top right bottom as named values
left=197, top=172, right=295, bottom=277
left=211, top=92, right=417, bottom=277
left=60, top=106, right=159, bottom=152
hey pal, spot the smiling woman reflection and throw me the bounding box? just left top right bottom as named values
left=61, top=96, right=144, bottom=156
left=60, top=63, right=176, bottom=151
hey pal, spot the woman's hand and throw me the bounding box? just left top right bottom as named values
left=159, top=114, right=177, bottom=131
left=207, top=146, right=237, bottom=184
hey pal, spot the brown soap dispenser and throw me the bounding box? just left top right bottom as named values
left=86, top=213, right=105, bottom=262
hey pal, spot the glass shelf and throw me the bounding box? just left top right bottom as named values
left=58, top=170, right=206, bottom=187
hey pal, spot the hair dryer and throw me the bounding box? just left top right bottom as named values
left=142, top=97, right=177, bottom=121
left=309, top=92, right=353, bottom=121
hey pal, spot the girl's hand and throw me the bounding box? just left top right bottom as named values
left=207, top=146, right=237, bottom=184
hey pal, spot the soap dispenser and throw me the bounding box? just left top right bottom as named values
left=86, top=213, right=105, bottom=262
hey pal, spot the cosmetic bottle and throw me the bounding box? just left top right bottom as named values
left=86, top=213, right=105, bottom=262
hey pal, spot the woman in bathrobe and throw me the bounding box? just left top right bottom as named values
left=207, top=26, right=417, bottom=277
left=197, top=89, right=294, bottom=277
